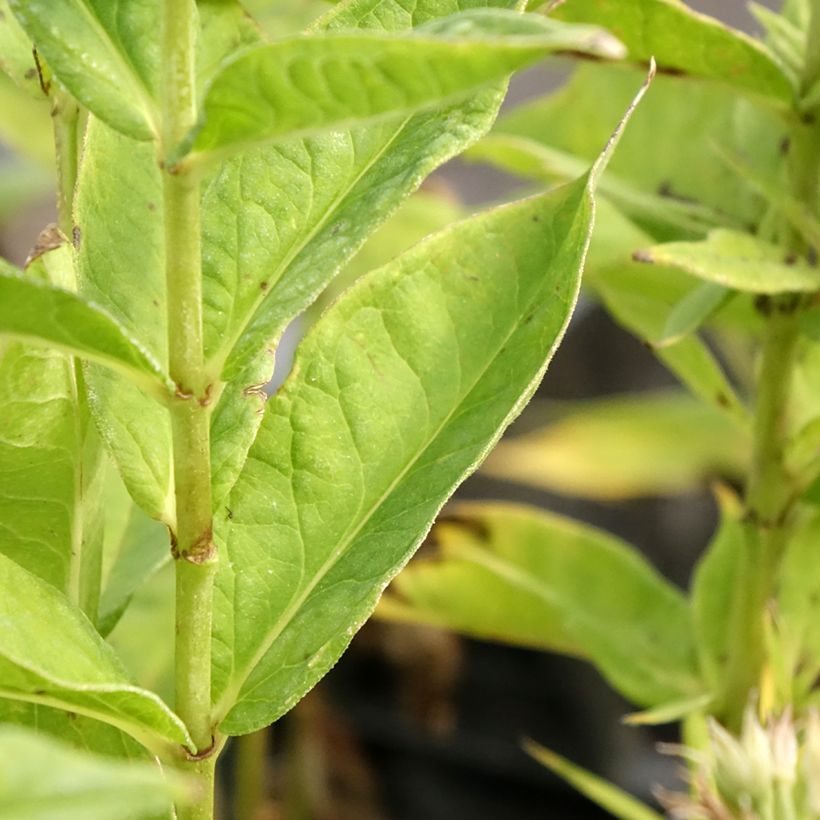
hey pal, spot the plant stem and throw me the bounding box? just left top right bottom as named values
left=720, top=306, right=799, bottom=729
left=161, top=0, right=218, bottom=808
left=233, top=729, right=269, bottom=820
left=51, top=90, right=79, bottom=238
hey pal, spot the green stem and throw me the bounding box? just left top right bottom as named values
left=233, top=729, right=269, bottom=820
left=51, top=89, right=79, bottom=238
left=720, top=306, right=799, bottom=729
left=161, top=0, right=218, bottom=811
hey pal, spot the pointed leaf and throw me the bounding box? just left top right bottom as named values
left=0, top=271, right=172, bottom=399
left=0, top=726, right=194, bottom=820
left=8, top=0, right=159, bottom=139
left=184, top=10, right=623, bottom=159
left=524, top=741, right=663, bottom=820
left=483, top=391, right=748, bottom=500
left=0, top=552, right=191, bottom=754
left=636, top=229, right=820, bottom=294
left=549, top=0, right=794, bottom=105
left=213, top=175, right=594, bottom=734
left=381, top=502, right=701, bottom=706
left=658, top=282, right=733, bottom=348
left=587, top=202, right=749, bottom=424
left=486, top=62, right=785, bottom=232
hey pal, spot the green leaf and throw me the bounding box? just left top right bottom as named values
left=381, top=502, right=701, bottom=706
left=777, top=511, right=820, bottom=700
left=0, top=551, right=191, bottom=754
left=623, top=693, right=713, bottom=726
left=183, top=10, right=623, bottom=159
left=524, top=741, right=663, bottom=820
left=482, top=391, right=749, bottom=500
left=635, top=229, right=820, bottom=294
left=486, top=62, right=785, bottom=231
left=748, top=2, right=804, bottom=81
left=0, top=72, right=53, bottom=166
left=75, top=121, right=174, bottom=525
left=0, top=271, right=172, bottom=399
left=690, top=488, right=744, bottom=689
left=0, top=0, right=43, bottom=97
left=97, top=503, right=170, bottom=638
left=658, top=282, right=733, bottom=348
left=0, top=255, right=107, bottom=621
left=212, top=175, right=596, bottom=734
left=8, top=0, right=160, bottom=139
left=0, top=700, right=147, bottom=760
left=465, top=133, right=731, bottom=238
left=586, top=201, right=749, bottom=424
left=549, top=0, right=794, bottom=105
left=0, top=726, right=193, bottom=820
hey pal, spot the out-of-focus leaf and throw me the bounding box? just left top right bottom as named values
left=465, top=134, right=731, bottom=238
left=381, top=502, right=701, bottom=706
left=0, top=72, right=52, bottom=165
left=488, top=62, right=784, bottom=230
left=636, top=229, right=820, bottom=294
left=525, top=741, right=663, bottom=820
left=624, top=693, right=713, bottom=726
left=749, top=2, right=804, bottom=81
left=0, top=726, right=193, bottom=820
left=0, top=159, right=52, bottom=220
left=483, top=391, right=748, bottom=499
left=184, top=10, right=623, bottom=159
left=549, top=0, right=795, bottom=105
left=777, top=512, right=820, bottom=700
left=658, top=282, right=733, bottom=348
left=0, top=552, right=191, bottom=754
left=690, top=487, right=744, bottom=689
left=586, top=202, right=749, bottom=424
left=0, top=0, right=42, bottom=97
left=9, top=0, right=160, bottom=139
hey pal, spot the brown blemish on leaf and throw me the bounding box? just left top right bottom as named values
left=72, top=225, right=82, bottom=250
left=632, top=249, right=653, bottom=264
left=24, top=223, right=63, bottom=268
left=754, top=294, right=773, bottom=316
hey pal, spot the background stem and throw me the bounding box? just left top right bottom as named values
left=233, top=728, right=269, bottom=820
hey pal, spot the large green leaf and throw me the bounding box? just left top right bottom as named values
left=549, top=0, right=794, bottom=105
left=183, top=10, right=622, bottom=159
left=484, top=62, right=784, bottom=231
left=210, top=128, right=633, bottom=732
left=8, top=0, right=159, bottom=139
left=636, top=229, right=820, bottom=294
left=0, top=552, right=191, bottom=754
left=482, top=391, right=749, bottom=500
left=0, top=271, right=172, bottom=398
left=0, top=726, right=192, bottom=820
left=380, top=503, right=701, bottom=706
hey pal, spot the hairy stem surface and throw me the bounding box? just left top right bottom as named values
left=161, top=1, right=218, bottom=815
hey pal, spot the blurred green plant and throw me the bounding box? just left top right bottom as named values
left=379, top=0, right=820, bottom=815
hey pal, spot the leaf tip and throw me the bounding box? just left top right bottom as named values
left=589, top=56, right=656, bottom=187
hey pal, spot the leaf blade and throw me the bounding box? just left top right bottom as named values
left=186, top=11, right=623, bottom=158
left=213, top=177, right=592, bottom=734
